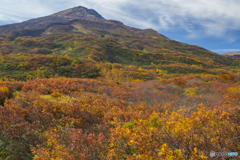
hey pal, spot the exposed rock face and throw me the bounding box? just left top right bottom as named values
left=0, top=6, right=104, bottom=31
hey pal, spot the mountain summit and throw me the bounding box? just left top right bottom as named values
left=0, top=6, right=104, bottom=31
left=49, top=6, right=105, bottom=22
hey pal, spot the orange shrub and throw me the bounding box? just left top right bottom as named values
left=173, top=77, right=187, bottom=87
left=219, top=73, right=236, bottom=81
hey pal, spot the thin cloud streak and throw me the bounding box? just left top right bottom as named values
left=212, top=49, right=240, bottom=53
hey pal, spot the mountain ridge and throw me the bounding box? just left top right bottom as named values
left=222, top=52, right=240, bottom=58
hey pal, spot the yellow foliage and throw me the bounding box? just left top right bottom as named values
left=158, top=144, right=184, bottom=160
left=227, top=86, right=240, bottom=93
left=128, top=65, right=137, bottom=70
left=97, top=87, right=104, bottom=94
left=40, top=95, right=77, bottom=104
left=138, top=67, right=145, bottom=72
left=100, top=68, right=129, bottom=82
left=156, top=68, right=167, bottom=75
left=151, top=62, right=155, bottom=66
left=184, top=87, right=199, bottom=97
left=0, top=77, right=15, bottom=82
left=0, top=86, right=9, bottom=93
left=31, top=129, right=74, bottom=160
left=131, top=78, right=144, bottom=82
left=51, top=91, right=63, bottom=98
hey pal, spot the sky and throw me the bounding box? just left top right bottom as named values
left=0, top=0, right=240, bottom=54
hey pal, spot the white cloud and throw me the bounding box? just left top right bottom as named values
left=0, top=0, right=240, bottom=40
left=82, top=0, right=240, bottom=39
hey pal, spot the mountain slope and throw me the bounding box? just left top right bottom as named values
left=0, top=6, right=239, bottom=81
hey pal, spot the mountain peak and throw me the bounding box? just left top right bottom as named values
left=49, top=6, right=105, bottom=21
left=0, top=6, right=105, bottom=31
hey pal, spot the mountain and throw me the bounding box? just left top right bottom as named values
left=222, top=52, right=240, bottom=58
left=0, top=6, right=104, bottom=31
left=0, top=6, right=239, bottom=80
left=0, top=6, right=166, bottom=39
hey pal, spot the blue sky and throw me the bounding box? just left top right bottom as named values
left=0, top=0, right=239, bottom=54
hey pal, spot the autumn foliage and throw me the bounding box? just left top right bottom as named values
left=1, top=11, right=240, bottom=159
left=0, top=74, right=239, bottom=159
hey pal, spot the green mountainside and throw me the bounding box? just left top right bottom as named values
left=0, top=6, right=239, bottom=80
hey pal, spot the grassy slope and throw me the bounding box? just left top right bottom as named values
left=0, top=31, right=240, bottom=81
